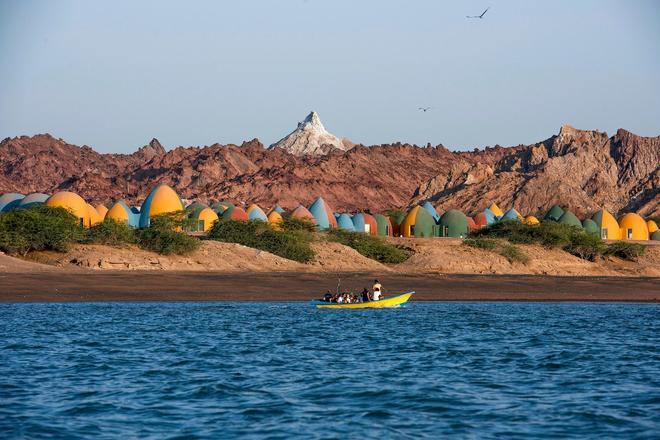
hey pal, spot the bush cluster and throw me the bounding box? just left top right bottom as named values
left=470, top=220, right=645, bottom=262
left=0, top=206, right=84, bottom=255
left=0, top=208, right=199, bottom=256
left=464, top=237, right=529, bottom=264
left=207, top=219, right=315, bottom=263
left=326, top=229, right=409, bottom=264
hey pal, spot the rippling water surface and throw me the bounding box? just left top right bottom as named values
left=1, top=302, right=659, bottom=438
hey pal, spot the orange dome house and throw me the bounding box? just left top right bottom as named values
left=290, top=205, right=317, bottom=224
left=139, top=184, right=184, bottom=228
left=267, top=210, right=284, bottom=230
left=618, top=213, right=649, bottom=240
left=591, top=209, right=620, bottom=240
left=87, top=204, right=104, bottom=227
left=95, top=204, right=109, bottom=218
left=221, top=205, right=249, bottom=221
left=524, top=216, right=540, bottom=225
left=46, top=191, right=90, bottom=228
left=106, top=200, right=139, bottom=227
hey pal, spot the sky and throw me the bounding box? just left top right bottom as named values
left=1, top=0, right=659, bottom=153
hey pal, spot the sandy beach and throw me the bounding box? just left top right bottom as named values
left=1, top=271, right=658, bottom=302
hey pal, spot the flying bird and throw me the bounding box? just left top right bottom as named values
left=418, top=107, right=432, bottom=112
left=467, top=7, right=490, bottom=19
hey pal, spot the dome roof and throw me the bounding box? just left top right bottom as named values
left=106, top=200, right=139, bottom=227
left=211, top=201, right=234, bottom=214
left=267, top=210, right=284, bottom=229
left=558, top=210, right=582, bottom=228
left=309, top=197, right=337, bottom=229
left=524, top=216, right=540, bottom=225
left=489, top=202, right=504, bottom=218
left=0, top=193, right=24, bottom=212
left=582, top=218, right=599, bottom=236
left=46, top=192, right=90, bottom=226
left=618, top=213, right=649, bottom=240
left=352, top=213, right=377, bottom=235
left=421, top=201, right=441, bottom=222
left=222, top=205, right=248, bottom=221
left=18, top=193, right=49, bottom=209
left=139, top=184, right=184, bottom=228
left=269, top=205, right=285, bottom=214
left=290, top=205, right=316, bottom=223
left=647, top=220, right=658, bottom=234
left=467, top=216, right=478, bottom=231
left=544, top=205, right=564, bottom=222
left=501, top=208, right=522, bottom=222
left=191, top=207, right=218, bottom=232
left=337, top=213, right=355, bottom=231
left=482, top=208, right=496, bottom=225
left=246, top=204, right=268, bottom=221
left=87, top=204, right=103, bottom=227
left=439, top=209, right=469, bottom=238
left=591, top=209, right=621, bottom=240
left=95, top=204, right=108, bottom=218
left=400, top=206, right=436, bottom=237
left=374, top=213, right=393, bottom=236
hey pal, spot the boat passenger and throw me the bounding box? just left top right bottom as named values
left=336, top=295, right=344, bottom=304
left=361, top=288, right=370, bottom=302
left=372, top=279, right=382, bottom=301
left=323, top=291, right=333, bottom=302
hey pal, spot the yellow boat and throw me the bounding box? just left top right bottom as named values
left=313, top=292, right=414, bottom=309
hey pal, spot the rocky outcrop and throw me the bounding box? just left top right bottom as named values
left=269, top=111, right=353, bottom=156
left=0, top=125, right=658, bottom=216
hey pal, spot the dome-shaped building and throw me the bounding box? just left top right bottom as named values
left=489, top=202, right=504, bottom=218
left=46, top=191, right=90, bottom=227
left=267, top=210, right=284, bottom=230
left=0, top=193, right=24, bottom=212
left=309, top=197, right=337, bottom=230
left=222, top=205, right=249, bottom=221
left=336, top=213, right=355, bottom=231
left=289, top=205, right=316, bottom=224
left=374, top=214, right=393, bottom=237
left=647, top=220, right=658, bottom=234
left=389, top=212, right=406, bottom=236
left=439, top=210, right=469, bottom=238
left=400, top=205, right=436, bottom=238
left=246, top=204, right=268, bottom=222
left=473, top=212, right=491, bottom=228
left=268, top=205, right=285, bottom=215
left=421, top=201, right=441, bottom=222
left=591, top=209, right=620, bottom=240
left=17, top=193, right=49, bottom=209
left=139, top=184, right=184, bottom=228
left=501, top=208, right=522, bottom=222
left=211, top=201, right=234, bottom=215
left=467, top=216, right=478, bottom=232
left=186, top=203, right=218, bottom=232
left=544, top=205, right=564, bottom=222
left=87, top=204, right=103, bottom=227
left=582, top=218, right=599, bottom=236
left=106, top=200, right=139, bottom=227
left=95, top=204, right=108, bottom=218
left=524, top=216, right=540, bottom=226
left=352, top=213, right=378, bottom=235
left=558, top=210, right=582, bottom=228
left=618, top=213, right=649, bottom=240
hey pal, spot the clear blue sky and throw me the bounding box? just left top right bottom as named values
left=1, top=0, right=658, bottom=153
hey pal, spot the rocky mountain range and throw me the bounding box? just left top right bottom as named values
left=0, top=115, right=658, bottom=217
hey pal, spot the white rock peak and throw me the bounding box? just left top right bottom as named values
left=269, top=111, right=353, bottom=156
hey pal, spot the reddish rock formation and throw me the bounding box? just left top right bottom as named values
left=0, top=125, right=657, bottom=216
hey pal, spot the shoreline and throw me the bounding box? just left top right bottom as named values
left=1, top=272, right=658, bottom=303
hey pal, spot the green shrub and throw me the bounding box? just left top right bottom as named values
left=471, top=220, right=609, bottom=261
left=326, top=229, right=409, bottom=264
left=0, top=205, right=84, bottom=255
left=136, top=211, right=200, bottom=255
left=207, top=219, right=315, bottom=263
left=85, top=218, right=136, bottom=246
left=464, top=237, right=499, bottom=250
left=604, top=242, right=647, bottom=261
left=498, top=243, right=530, bottom=264
left=281, top=217, right=317, bottom=233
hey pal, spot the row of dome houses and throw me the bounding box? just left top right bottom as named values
left=1, top=185, right=659, bottom=241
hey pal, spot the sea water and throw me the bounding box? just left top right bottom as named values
left=1, top=302, right=658, bottom=439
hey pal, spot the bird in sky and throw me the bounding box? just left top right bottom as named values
left=418, top=107, right=432, bottom=112
left=467, top=7, right=490, bottom=19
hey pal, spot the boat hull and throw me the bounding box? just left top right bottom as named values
left=313, top=292, right=414, bottom=309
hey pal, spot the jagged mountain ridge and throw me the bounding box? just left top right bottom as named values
left=0, top=125, right=657, bottom=216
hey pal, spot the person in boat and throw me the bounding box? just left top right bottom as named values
left=323, top=291, right=333, bottom=302
left=361, top=288, right=370, bottom=302
left=372, top=279, right=382, bottom=301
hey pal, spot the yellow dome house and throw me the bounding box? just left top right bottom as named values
left=618, top=213, right=649, bottom=240
left=524, top=216, right=540, bottom=225
left=489, top=202, right=504, bottom=218
left=46, top=191, right=90, bottom=228
left=87, top=204, right=103, bottom=227
left=267, top=210, right=284, bottom=230
left=95, top=204, right=109, bottom=218
left=139, top=184, right=184, bottom=228
left=647, top=220, right=658, bottom=234
left=591, top=209, right=620, bottom=240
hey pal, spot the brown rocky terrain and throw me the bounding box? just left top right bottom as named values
left=0, top=124, right=658, bottom=216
